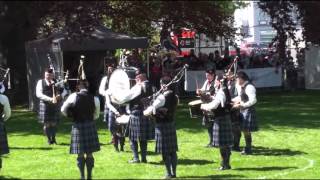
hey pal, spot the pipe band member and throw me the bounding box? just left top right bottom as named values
left=144, top=76, right=179, bottom=178
left=61, top=80, right=100, bottom=180
left=196, top=68, right=216, bottom=147
left=232, top=71, right=258, bottom=155
left=0, top=93, right=11, bottom=171
left=36, top=68, right=67, bottom=145
left=104, top=89, right=127, bottom=152
left=201, top=74, right=233, bottom=170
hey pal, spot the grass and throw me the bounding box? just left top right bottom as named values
left=0, top=90, right=320, bottom=179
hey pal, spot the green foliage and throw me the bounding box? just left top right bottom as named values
left=1, top=90, right=320, bottom=179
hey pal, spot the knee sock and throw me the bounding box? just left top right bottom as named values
left=162, top=154, right=172, bottom=176
left=77, top=156, right=85, bottom=179
left=171, top=152, right=177, bottom=176
left=140, top=140, right=147, bottom=161
left=86, top=156, right=94, bottom=180
left=130, top=140, right=139, bottom=160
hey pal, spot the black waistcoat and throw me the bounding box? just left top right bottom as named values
left=155, top=90, right=178, bottom=123
left=240, top=83, right=251, bottom=103
left=130, top=81, right=153, bottom=111
left=42, top=79, right=55, bottom=97
left=72, top=91, right=95, bottom=122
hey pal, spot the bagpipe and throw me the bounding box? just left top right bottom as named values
left=0, top=66, right=11, bottom=91
left=47, top=54, right=84, bottom=104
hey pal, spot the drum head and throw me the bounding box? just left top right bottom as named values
left=108, top=69, right=131, bottom=104
left=188, top=99, right=202, bottom=106
left=116, top=115, right=130, bottom=124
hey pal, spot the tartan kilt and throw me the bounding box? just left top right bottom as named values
left=230, top=109, right=241, bottom=129
left=202, top=115, right=214, bottom=127
left=240, top=107, right=259, bottom=132
left=70, top=121, right=100, bottom=154
left=212, top=115, right=234, bottom=147
left=128, top=110, right=154, bottom=141
left=0, top=122, right=9, bottom=155
left=38, top=101, right=60, bottom=124
left=155, top=122, right=178, bottom=154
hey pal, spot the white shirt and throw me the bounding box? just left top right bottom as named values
left=99, top=76, right=108, bottom=96
left=143, top=93, right=166, bottom=116
left=200, top=79, right=214, bottom=92
left=0, top=94, right=11, bottom=121
left=0, top=82, right=5, bottom=94
left=232, top=81, right=257, bottom=108
left=110, top=83, right=142, bottom=105
left=200, top=88, right=226, bottom=111
left=61, top=89, right=100, bottom=120
left=36, top=79, right=68, bottom=102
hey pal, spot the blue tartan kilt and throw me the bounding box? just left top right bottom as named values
left=212, top=115, right=234, bottom=147
left=155, top=122, right=178, bottom=154
left=240, top=107, right=258, bottom=132
left=128, top=110, right=154, bottom=141
left=70, top=121, right=100, bottom=154
left=0, top=122, right=9, bottom=155
left=38, top=101, right=60, bottom=124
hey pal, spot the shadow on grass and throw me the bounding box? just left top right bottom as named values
left=0, top=175, right=22, bottom=179
left=234, top=166, right=296, bottom=171
left=180, top=174, right=245, bottom=179
left=149, top=158, right=213, bottom=165
left=253, top=146, right=306, bottom=156
left=10, top=146, right=53, bottom=150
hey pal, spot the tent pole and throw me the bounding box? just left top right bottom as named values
left=147, top=48, right=150, bottom=78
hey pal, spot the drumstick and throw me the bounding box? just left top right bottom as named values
left=196, top=77, right=199, bottom=90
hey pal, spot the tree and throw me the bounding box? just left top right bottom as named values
left=258, top=0, right=300, bottom=66
left=0, top=1, right=243, bottom=104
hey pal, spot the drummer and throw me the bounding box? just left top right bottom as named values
left=196, top=68, right=216, bottom=147
left=110, top=70, right=154, bottom=163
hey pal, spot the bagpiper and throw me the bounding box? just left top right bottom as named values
left=61, top=79, right=100, bottom=179
left=0, top=92, right=11, bottom=171
left=144, top=76, right=179, bottom=178
left=232, top=71, right=258, bottom=155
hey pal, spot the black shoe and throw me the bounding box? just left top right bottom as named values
left=114, top=146, right=120, bottom=152
left=218, top=165, right=231, bottom=170
left=120, top=146, right=124, bottom=152
left=52, top=138, right=57, bottom=145
left=128, top=159, right=140, bottom=163
left=232, top=146, right=241, bottom=152
left=141, top=159, right=147, bottom=163
left=241, top=148, right=252, bottom=155
left=171, top=174, right=176, bottom=178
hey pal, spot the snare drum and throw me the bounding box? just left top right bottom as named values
left=108, top=67, right=138, bottom=105
left=116, top=114, right=130, bottom=124
left=188, top=99, right=203, bottom=118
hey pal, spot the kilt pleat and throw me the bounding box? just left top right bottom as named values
left=38, top=101, right=60, bottom=124
left=240, top=107, right=258, bottom=132
left=155, top=122, right=178, bottom=154
left=70, top=121, right=100, bottom=154
left=128, top=110, right=154, bottom=141
left=0, top=122, right=9, bottom=155
left=212, top=115, right=234, bottom=147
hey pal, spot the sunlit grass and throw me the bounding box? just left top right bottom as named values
left=0, top=90, right=319, bottom=179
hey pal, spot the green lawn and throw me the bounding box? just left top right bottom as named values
left=1, top=90, right=320, bottom=179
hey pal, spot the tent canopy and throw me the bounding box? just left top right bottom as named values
left=25, top=25, right=149, bottom=111
left=27, top=25, right=149, bottom=51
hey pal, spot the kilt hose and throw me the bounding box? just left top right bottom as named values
left=128, top=110, right=154, bottom=142
left=155, top=122, right=178, bottom=154
left=103, top=103, right=109, bottom=123
left=70, top=121, right=100, bottom=154
left=240, top=107, right=258, bottom=132
left=212, top=115, right=234, bottom=147
left=38, top=100, right=60, bottom=124
left=0, top=121, right=9, bottom=155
